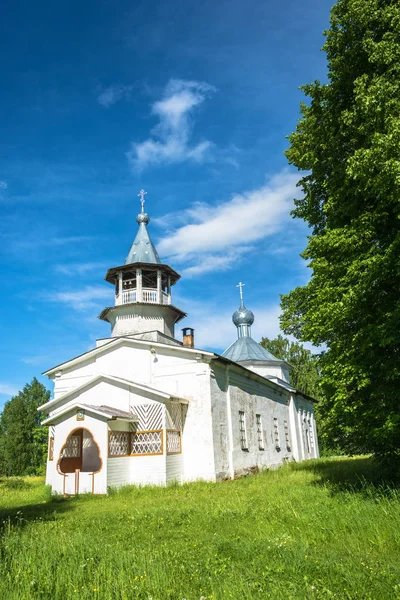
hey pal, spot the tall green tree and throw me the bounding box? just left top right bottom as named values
left=260, top=335, right=321, bottom=399
left=281, top=0, right=400, bottom=461
left=0, top=378, right=50, bottom=476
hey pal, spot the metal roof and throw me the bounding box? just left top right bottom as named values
left=125, top=217, right=161, bottom=265
left=222, top=335, right=280, bottom=363
left=84, top=404, right=138, bottom=420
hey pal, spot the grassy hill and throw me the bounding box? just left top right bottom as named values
left=0, top=457, right=399, bottom=600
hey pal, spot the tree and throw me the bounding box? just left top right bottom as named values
left=0, top=378, right=50, bottom=476
left=260, top=335, right=321, bottom=399
left=280, top=0, right=400, bottom=462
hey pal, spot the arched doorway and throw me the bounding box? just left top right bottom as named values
left=59, top=428, right=101, bottom=494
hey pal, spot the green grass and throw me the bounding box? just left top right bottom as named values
left=0, top=457, right=399, bottom=600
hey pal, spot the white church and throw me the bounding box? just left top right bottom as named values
left=40, top=191, right=319, bottom=495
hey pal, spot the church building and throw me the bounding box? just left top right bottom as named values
left=40, top=191, right=319, bottom=495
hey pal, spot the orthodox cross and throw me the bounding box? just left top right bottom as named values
left=237, top=281, right=245, bottom=302
left=138, top=189, right=147, bottom=212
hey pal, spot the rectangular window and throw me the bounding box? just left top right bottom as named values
left=48, top=437, right=54, bottom=461
left=308, top=419, right=314, bottom=451
left=239, top=411, right=248, bottom=450
left=273, top=418, right=280, bottom=449
left=166, top=430, right=182, bottom=454
left=256, top=414, right=264, bottom=450
left=131, top=430, right=163, bottom=456
left=284, top=420, right=291, bottom=451
left=108, top=432, right=131, bottom=457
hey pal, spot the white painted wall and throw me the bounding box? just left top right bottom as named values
left=209, top=362, right=318, bottom=478
left=166, top=453, right=183, bottom=483
left=106, top=304, right=177, bottom=337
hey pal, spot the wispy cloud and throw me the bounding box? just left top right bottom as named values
left=177, top=296, right=283, bottom=351
left=127, top=79, right=216, bottom=171
left=157, top=170, right=298, bottom=276
left=54, top=262, right=109, bottom=276
left=0, top=180, right=8, bottom=190
left=21, top=355, right=51, bottom=366
left=0, top=383, right=18, bottom=397
left=97, top=84, right=133, bottom=108
left=51, top=286, right=111, bottom=310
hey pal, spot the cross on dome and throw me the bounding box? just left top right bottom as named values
left=236, top=281, right=245, bottom=302
left=138, top=189, right=147, bottom=213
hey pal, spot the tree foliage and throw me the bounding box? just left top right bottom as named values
left=0, top=378, right=50, bottom=476
left=281, top=0, right=400, bottom=461
left=260, top=335, right=321, bottom=399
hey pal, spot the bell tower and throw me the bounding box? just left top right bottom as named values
left=99, top=190, right=186, bottom=338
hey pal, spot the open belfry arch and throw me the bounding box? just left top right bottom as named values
left=40, top=190, right=319, bottom=495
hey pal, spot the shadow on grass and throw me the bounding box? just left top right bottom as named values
left=294, top=456, right=400, bottom=498
left=0, top=493, right=76, bottom=533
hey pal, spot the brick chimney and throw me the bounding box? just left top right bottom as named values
left=182, top=327, right=195, bottom=348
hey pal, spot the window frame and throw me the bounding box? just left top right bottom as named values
left=273, top=417, right=280, bottom=450
left=48, top=436, right=54, bottom=461
left=239, top=410, right=248, bottom=451
left=256, top=414, right=264, bottom=450
left=108, top=431, right=131, bottom=457
left=284, top=420, right=291, bottom=451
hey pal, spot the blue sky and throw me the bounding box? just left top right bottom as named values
left=0, top=0, right=333, bottom=407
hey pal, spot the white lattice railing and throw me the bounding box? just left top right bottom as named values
left=166, top=430, right=181, bottom=455
left=108, top=430, right=164, bottom=457
left=119, top=288, right=170, bottom=305
left=131, top=430, right=163, bottom=455
left=108, top=432, right=131, bottom=457
left=62, top=435, right=81, bottom=458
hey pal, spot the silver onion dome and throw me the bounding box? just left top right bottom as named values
left=136, top=212, right=150, bottom=225
left=232, top=303, right=254, bottom=327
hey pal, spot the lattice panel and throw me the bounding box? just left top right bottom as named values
left=165, top=401, right=182, bottom=430
left=131, top=430, right=162, bottom=455
left=166, top=430, right=181, bottom=454
left=62, top=435, right=81, bottom=458
left=134, top=403, right=163, bottom=430
left=109, top=432, right=130, bottom=456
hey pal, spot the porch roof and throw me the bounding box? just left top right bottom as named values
left=38, top=373, right=188, bottom=413
left=42, top=402, right=139, bottom=425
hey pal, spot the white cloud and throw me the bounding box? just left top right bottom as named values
left=127, top=79, right=216, bottom=171
left=97, top=84, right=133, bottom=108
left=0, top=180, right=7, bottom=190
left=157, top=170, right=298, bottom=276
left=0, top=383, right=18, bottom=397
left=52, top=286, right=111, bottom=310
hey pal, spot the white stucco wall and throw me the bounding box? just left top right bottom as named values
left=107, top=304, right=176, bottom=338
left=211, top=363, right=295, bottom=478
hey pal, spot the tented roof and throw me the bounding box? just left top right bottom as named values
left=125, top=222, right=161, bottom=265
left=222, top=336, right=280, bottom=363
